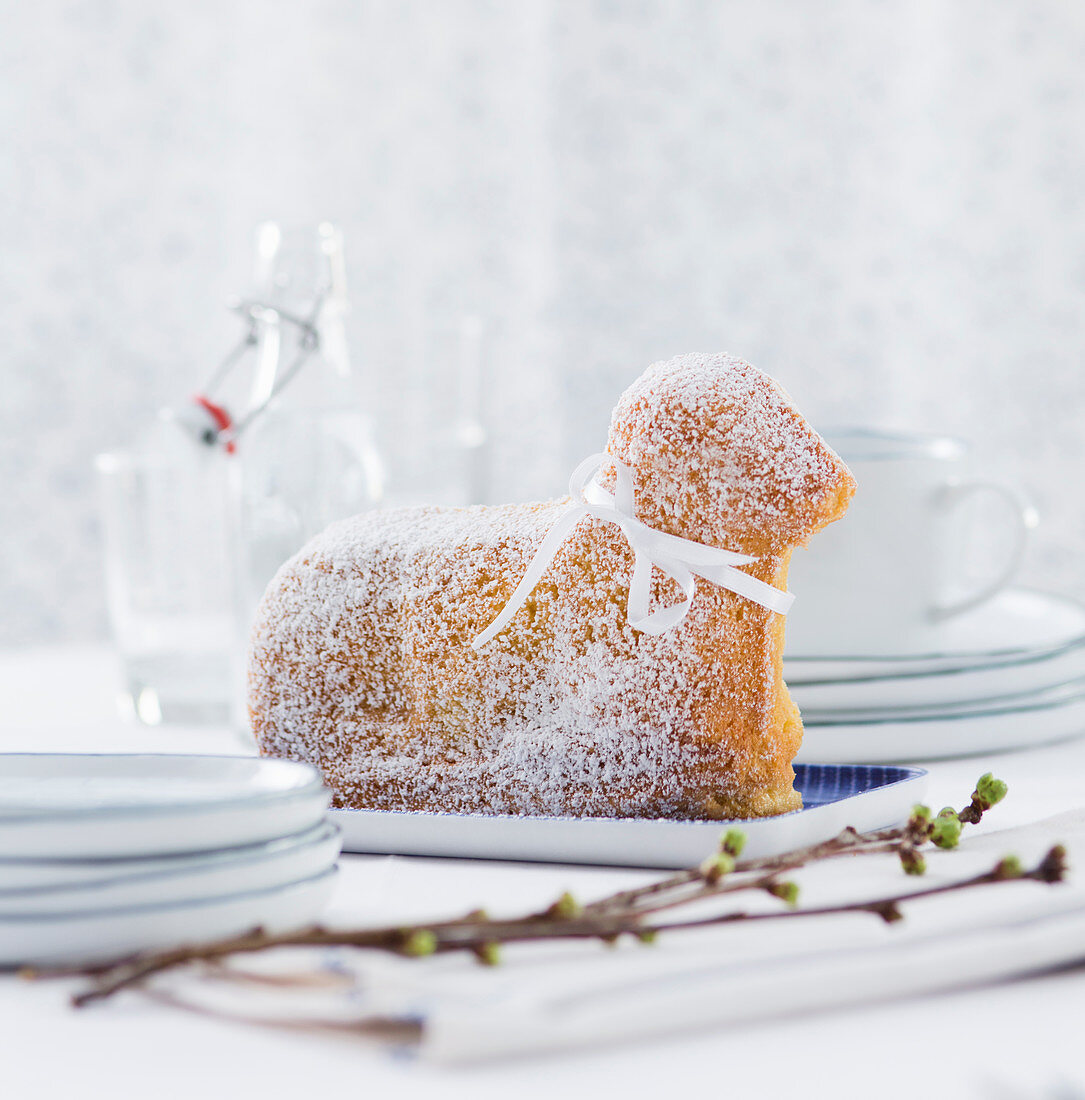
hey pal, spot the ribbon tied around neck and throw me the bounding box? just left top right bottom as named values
left=471, top=453, right=794, bottom=649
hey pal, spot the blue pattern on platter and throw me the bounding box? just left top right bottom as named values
left=792, top=763, right=922, bottom=811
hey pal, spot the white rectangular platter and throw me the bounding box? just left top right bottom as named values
left=330, top=764, right=927, bottom=869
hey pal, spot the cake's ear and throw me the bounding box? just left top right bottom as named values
left=606, top=354, right=855, bottom=557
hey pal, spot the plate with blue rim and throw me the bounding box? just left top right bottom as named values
left=796, top=684, right=1085, bottom=764
left=331, top=763, right=927, bottom=869
left=0, top=868, right=338, bottom=969
left=0, top=754, right=330, bottom=859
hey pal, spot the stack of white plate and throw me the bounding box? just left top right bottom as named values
left=790, top=589, right=1085, bottom=764
left=0, top=754, right=339, bottom=968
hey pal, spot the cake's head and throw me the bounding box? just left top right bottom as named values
left=606, top=353, right=855, bottom=557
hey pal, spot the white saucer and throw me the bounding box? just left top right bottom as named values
left=795, top=687, right=1085, bottom=764
left=785, top=589, right=1085, bottom=683
left=0, top=755, right=330, bottom=859
left=791, top=644, right=1085, bottom=712
left=0, top=822, right=341, bottom=914
left=800, top=679, right=1085, bottom=724
left=0, top=868, right=337, bottom=969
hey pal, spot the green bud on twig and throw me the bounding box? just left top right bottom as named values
left=992, top=854, right=1024, bottom=880
left=909, top=804, right=932, bottom=827
left=721, top=828, right=747, bottom=857
left=899, top=847, right=927, bottom=876
left=930, top=808, right=963, bottom=849
left=473, top=942, right=501, bottom=966
left=766, top=881, right=800, bottom=907
left=635, top=928, right=658, bottom=945
left=401, top=929, right=437, bottom=957
left=959, top=773, right=1010, bottom=824
left=975, top=773, right=1008, bottom=809
left=700, top=852, right=736, bottom=884
left=547, top=892, right=582, bottom=920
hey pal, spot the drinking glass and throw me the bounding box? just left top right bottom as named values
left=96, top=443, right=234, bottom=725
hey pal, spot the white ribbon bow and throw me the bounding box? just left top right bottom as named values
left=471, top=453, right=794, bottom=649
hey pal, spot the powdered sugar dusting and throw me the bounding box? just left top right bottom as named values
left=249, top=354, right=854, bottom=819
left=608, top=353, right=851, bottom=555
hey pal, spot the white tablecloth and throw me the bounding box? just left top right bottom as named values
left=4, top=646, right=1085, bottom=1097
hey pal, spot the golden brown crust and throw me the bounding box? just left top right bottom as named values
left=249, top=354, right=854, bottom=820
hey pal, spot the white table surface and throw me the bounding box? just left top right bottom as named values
left=4, top=645, right=1085, bottom=1099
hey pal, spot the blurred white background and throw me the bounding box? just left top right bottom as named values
left=3, top=0, right=1084, bottom=645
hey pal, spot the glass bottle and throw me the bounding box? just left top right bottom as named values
left=98, top=223, right=383, bottom=730
left=228, top=224, right=384, bottom=726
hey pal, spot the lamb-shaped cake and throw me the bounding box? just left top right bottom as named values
left=249, top=354, right=855, bottom=819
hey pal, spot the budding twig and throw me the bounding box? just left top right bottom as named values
left=24, top=774, right=1065, bottom=1014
